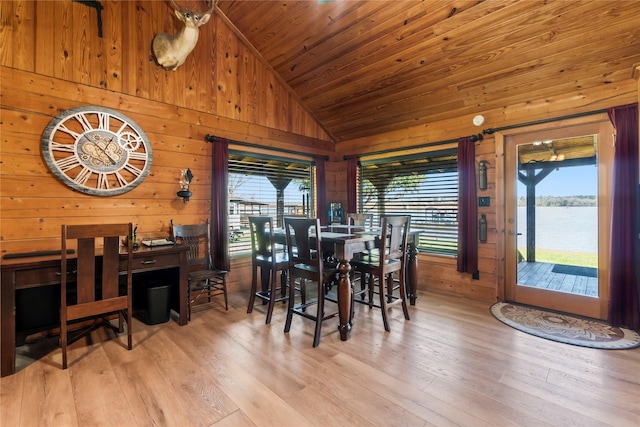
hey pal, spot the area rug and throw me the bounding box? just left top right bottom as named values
left=491, top=302, right=640, bottom=349
left=551, top=264, right=597, bottom=278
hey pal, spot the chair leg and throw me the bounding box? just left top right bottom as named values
left=247, top=264, right=258, bottom=313
left=399, top=273, right=410, bottom=321
left=313, top=285, right=324, bottom=347
left=61, top=320, right=68, bottom=369
left=367, top=274, right=375, bottom=308
left=379, top=274, right=391, bottom=332
left=281, top=270, right=288, bottom=299
left=222, top=276, right=228, bottom=311
left=265, top=267, right=278, bottom=324
left=126, top=308, right=133, bottom=350
left=118, top=311, right=124, bottom=333
left=284, top=274, right=295, bottom=333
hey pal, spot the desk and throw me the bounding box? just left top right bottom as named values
left=273, top=228, right=419, bottom=342
left=1, top=245, right=188, bottom=377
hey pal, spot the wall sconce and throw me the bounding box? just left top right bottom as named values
left=478, top=160, right=488, bottom=190
left=177, top=168, right=193, bottom=203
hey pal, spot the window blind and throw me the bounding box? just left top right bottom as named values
left=228, top=151, right=313, bottom=254
left=359, top=148, right=458, bottom=256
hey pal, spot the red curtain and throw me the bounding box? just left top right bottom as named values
left=315, top=156, right=328, bottom=224
left=607, top=103, right=639, bottom=329
left=347, top=157, right=358, bottom=213
left=210, top=137, right=230, bottom=271
left=457, top=137, right=478, bottom=275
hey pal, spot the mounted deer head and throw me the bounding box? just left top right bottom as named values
left=152, top=0, right=215, bottom=71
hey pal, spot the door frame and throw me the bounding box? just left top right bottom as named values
left=495, top=114, right=613, bottom=319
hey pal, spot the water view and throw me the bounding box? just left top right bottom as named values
left=517, top=206, right=597, bottom=254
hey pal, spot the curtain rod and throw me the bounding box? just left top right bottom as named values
left=343, top=133, right=483, bottom=160
left=481, top=108, right=609, bottom=135
left=205, top=134, right=329, bottom=161
left=343, top=108, right=610, bottom=160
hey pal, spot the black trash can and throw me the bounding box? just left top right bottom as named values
left=137, top=281, right=171, bottom=325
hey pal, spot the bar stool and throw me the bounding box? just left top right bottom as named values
left=346, top=212, right=374, bottom=297
left=283, top=217, right=339, bottom=347
left=247, top=216, right=290, bottom=324
left=351, top=215, right=411, bottom=331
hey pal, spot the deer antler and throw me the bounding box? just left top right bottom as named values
left=170, top=0, right=186, bottom=14
left=170, top=0, right=216, bottom=15
left=204, top=0, right=216, bottom=15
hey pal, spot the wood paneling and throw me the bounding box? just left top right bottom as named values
left=217, top=0, right=640, bottom=142
left=0, top=0, right=333, bottom=261
left=2, top=1, right=638, bottom=304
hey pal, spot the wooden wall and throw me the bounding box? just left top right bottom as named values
left=1, top=1, right=638, bottom=303
left=0, top=0, right=332, bottom=293
left=336, top=85, right=639, bottom=303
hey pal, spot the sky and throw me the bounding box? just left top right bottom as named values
left=517, top=165, right=598, bottom=197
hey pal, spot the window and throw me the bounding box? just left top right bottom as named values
left=359, top=148, right=458, bottom=256
left=228, top=151, right=313, bottom=255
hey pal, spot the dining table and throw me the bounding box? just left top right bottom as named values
left=272, top=225, right=419, bottom=342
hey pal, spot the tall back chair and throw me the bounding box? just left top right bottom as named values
left=247, top=216, right=290, bottom=324
left=283, top=217, right=339, bottom=347
left=346, top=212, right=374, bottom=293
left=172, top=220, right=228, bottom=319
left=347, top=213, right=373, bottom=228
left=351, top=215, right=411, bottom=331
left=60, top=223, right=133, bottom=369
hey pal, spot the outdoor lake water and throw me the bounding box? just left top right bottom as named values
left=517, top=206, right=597, bottom=254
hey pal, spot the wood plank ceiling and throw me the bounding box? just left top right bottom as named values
left=215, top=0, right=640, bottom=143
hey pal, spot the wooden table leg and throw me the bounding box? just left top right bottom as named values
left=336, top=260, right=353, bottom=341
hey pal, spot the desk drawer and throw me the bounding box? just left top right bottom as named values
left=14, top=265, right=65, bottom=289
left=128, top=253, right=178, bottom=272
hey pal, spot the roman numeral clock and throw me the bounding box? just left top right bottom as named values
left=41, top=106, right=152, bottom=196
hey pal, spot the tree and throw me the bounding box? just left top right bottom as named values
left=361, top=174, right=423, bottom=214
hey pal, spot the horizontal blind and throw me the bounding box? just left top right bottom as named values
left=228, top=151, right=313, bottom=255
left=360, top=149, right=458, bottom=256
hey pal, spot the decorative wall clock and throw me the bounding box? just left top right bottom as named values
left=41, top=106, right=152, bottom=196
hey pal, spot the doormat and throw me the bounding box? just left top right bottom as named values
left=491, top=302, right=640, bottom=349
left=551, top=264, right=597, bottom=278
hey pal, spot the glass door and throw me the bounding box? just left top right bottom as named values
left=505, top=120, right=613, bottom=319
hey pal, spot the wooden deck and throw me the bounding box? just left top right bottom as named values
left=517, top=261, right=598, bottom=297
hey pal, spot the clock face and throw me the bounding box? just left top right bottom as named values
left=41, top=106, right=152, bottom=196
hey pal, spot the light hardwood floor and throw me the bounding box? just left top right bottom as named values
left=1, top=290, right=639, bottom=427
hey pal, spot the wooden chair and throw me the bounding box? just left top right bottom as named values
left=351, top=215, right=411, bottom=331
left=60, top=223, right=133, bottom=369
left=247, top=216, right=290, bottom=324
left=283, top=217, right=339, bottom=347
left=346, top=212, right=374, bottom=295
left=346, top=212, right=373, bottom=228
left=172, top=220, right=228, bottom=319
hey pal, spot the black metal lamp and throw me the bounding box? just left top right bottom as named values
left=177, top=168, right=193, bottom=203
